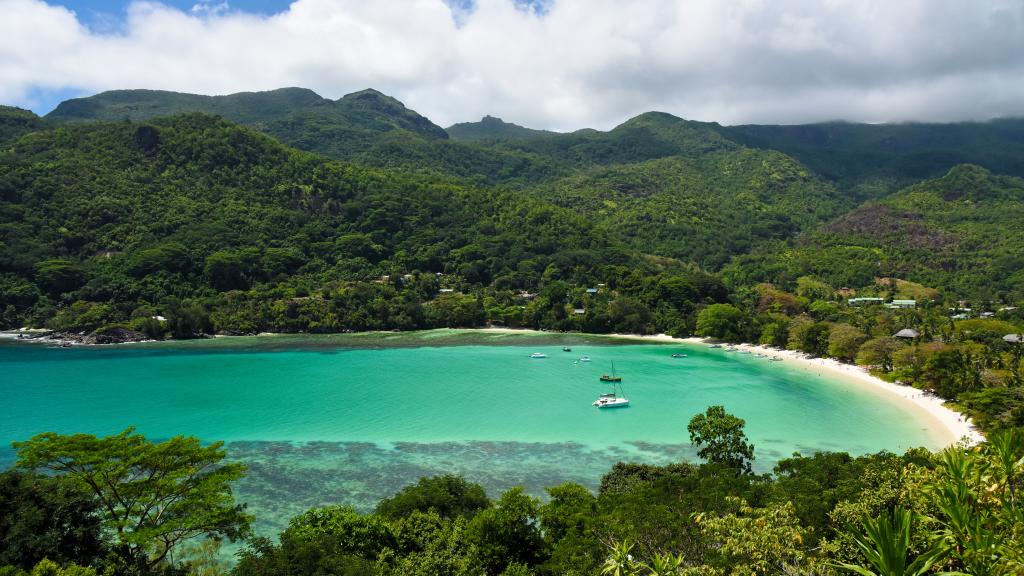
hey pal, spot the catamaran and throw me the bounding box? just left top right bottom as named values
left=593, top=381, right=630, bottom=408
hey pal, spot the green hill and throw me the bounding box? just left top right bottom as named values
left=446, top=115, right=556, bottom=141
left=1, top=113, right=742, bottom=334
left=13, top=86, right=1024, bottom=328
left=724, top=119, right=1024, bottom=197
left=26, top=92, right=858, bottom=296
left=44, top=87, right=451, bottom=161
left=0, top=106, right=43, bottom=145
left=530, top=147, right=845, bottom=270
left=45, top=87, right=325, bottom=124
left=725, top=164, right=1024, bottom=301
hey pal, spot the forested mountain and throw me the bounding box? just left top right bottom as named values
left=46, top=87, right=450, bottom=162
left=723, top=118, right=1024, bottom=198
left=38, top=90, right=851, bottom=271
left=2, top=112, right=744, bottom=336
left=44, top=88, right=1024, bottom=201
left=724, top=164, right=1024, bottom=302
left=45, top=87, right=325, bottom=124
left=6, top=88, right=1024, bottom=576
left=446, top=115, right=556, bottom=141
left=3, top=86, right=1024, bottom=337
left=0, top=106, right=43, bottom=145
left=532, top=149, right=844, bottom=270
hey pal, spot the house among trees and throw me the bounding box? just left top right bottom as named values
left=894, top=328, right=919, bottom=339
left=1004, top=334, right=1022, bottom=344
left=848, top=297, right=884, bottom=306
left=888, top=299, right=917, bottom=309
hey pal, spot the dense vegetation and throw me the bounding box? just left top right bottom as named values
left=724, top=119, right=1024, bottom=198
left=2, top=417, right=1022, bottom=576
left=446, top=116, right=556, bottom=142
left=5, top=87, right=1024, bottom=574
left=724, top=165, right=1024, bottom=302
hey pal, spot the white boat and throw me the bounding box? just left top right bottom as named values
left=579, top=356, right=592, bottom=362
left=593, top=382, right=630, bottom=409
left=530, top=352, right=547, bottom=358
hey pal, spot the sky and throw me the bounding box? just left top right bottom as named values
left=2, top=0, right=1024, bottom=130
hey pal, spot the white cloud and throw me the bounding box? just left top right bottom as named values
left=190, top=1, right=229, bottom=17
left=1, top=0, right=1023, bottom=129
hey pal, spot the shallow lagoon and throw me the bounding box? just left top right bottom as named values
left=0, top=329, right=941, bottom=534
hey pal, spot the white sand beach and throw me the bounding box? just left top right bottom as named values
left=478, top=327, right=983, bottom=446
left=609, top=332, right=983, bottom=447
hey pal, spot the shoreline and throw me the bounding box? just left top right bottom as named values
left=608, top=332, right=984, bottom=447
left=0, top=326, right=986, bottom=446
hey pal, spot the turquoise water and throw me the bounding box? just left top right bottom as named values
left=0, top=330, right=941, bottom=534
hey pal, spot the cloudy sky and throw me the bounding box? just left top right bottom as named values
left=2, top=0, right=1023, bottom=130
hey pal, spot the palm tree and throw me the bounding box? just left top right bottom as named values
left=989, top=430, right=1024, bottom=509
left=602, top=541, right=638, bottom=576
left=639, top=552, right=685, bottom=576
left=836, top=508, right=953, bottom=576
left=928, top=439, right=1022, bottom=575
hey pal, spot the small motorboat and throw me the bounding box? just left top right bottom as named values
left=579, top=356, right=592, bottom=362
left=529, top=352, right=547, bottom=359
left=599, top=361, right=622, bottom=382
left=671, top=353, right=687, bottom=358
left=562, top=346, right=572, bottom=352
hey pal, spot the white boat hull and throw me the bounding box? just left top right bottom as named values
left=593, top=398, right=630, bottom=408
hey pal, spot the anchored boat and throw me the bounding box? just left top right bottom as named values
left=593, top=381, right=630, bottom=409
left=599, top=361, right=621, bottom=382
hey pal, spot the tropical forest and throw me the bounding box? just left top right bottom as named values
left=3, top=23, right=1024, bottom=576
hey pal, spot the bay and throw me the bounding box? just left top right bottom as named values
left=0, top=329, right=941, bottom=534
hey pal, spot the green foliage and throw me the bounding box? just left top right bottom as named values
left=0, top=471, right=105, bottom=570
left=33, top=260, right=83, bottom=296
left=835, top=508, right=950, bottom=576
left=13, top=428, right=251, bottom=571
left=828, top=323, right=868, bottom=362
left=857, top=337, right=903, bottom=372
left=787, top=316, right=831, bottom=357
left=0, top=107, right=43, bottom=146
left=687, top=406, right=755, bottom=474
left=465, top=488, right=545, bottom=575
left=732, top=165, right=1024, bottom=301
left=375, top=475, right=490, bottom=521
left=726, top=118, right=1024, bottom=198
left=695, top=304, right=745, bottom=342
left=24, top=559, right=96, bottom=576
left=696, top=498, right=810, bottom=576
left=286, top=506, right=396, bottom=560
left=446, top=116, right=556, bottom=142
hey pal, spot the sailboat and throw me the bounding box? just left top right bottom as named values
left=593, top=381, right=630, bottom=408
left=599, top=361, right=621, bottom=382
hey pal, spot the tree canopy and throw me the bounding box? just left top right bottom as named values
left=13, top=429, right=251, bottom=571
